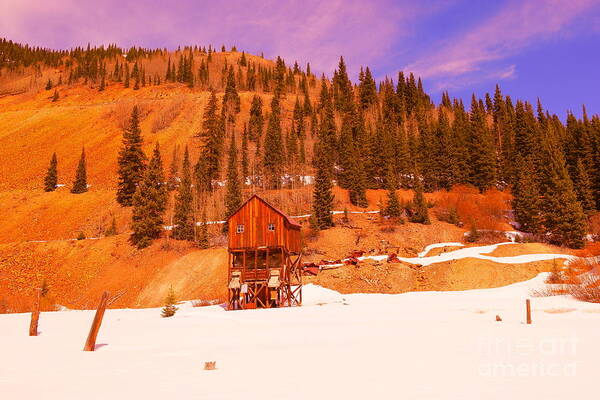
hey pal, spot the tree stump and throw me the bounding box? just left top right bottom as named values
left=29, top=288, right=42, bottom=336
left=83, top=291, right=109, bottom=351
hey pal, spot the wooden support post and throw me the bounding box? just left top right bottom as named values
left=29, top=288, right=42, bottom=336
left=84, top=291, right=109, bottom=351
left=526, top=299, right=532, bottom=324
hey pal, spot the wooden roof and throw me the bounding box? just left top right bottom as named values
left=228, top=194, right=301, bottom=230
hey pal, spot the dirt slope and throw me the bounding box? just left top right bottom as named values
left=306, top=257, right=560, bottom=294
left=0, top=235, right=228, bottom=313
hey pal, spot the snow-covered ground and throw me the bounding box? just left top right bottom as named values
left=2, top=276, right=600, bottom=399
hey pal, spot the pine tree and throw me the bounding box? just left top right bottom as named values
left=332, top=56, right=353, bottom=112
left=133, top=62, right=140, bottom=90
left=45, top=79, right=52, bottom=90
left=262, top=95, right=285, bottom=188
left=117, top=106, right=146, bottom=206
left=98, top=73, right=105, bottom=91
left=468, top=95, right=497, bottom=191
left=225, top=135, right=242, bottom=220
left=71, top=148, right=88, bottom=194
left=409, top=176, right=430, bottom=224
left=248, top=94, right=264, bottom=141
left=512, top=157, right=542, bottom=233
left=222, top=66, right=241, bottom=122
left=312, top=156, right=334, bottom=230
left=43, top=153, right=58, bottom=192
left=196, top=89, right=224, bottom=189
left=358, top=66, right=377, bottom=109
left=384, top=168, right=402, bottom=218
left=130, top=143, right=167, bottom=249
left=160, top=286, right=178, bottom=318
left=172, top=147, right=195, bottom=241
left=337, top=113, right=355, bottom=189
left=539, top=137, right=587, bottom=248
left=124, top=63, right=130, bottom=88
left=574, top=158, right=596, bottom=213
left=316, top=79, right=337, bottom=175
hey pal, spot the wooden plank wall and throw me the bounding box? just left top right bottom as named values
left=228, top=197, right=301, bottom=252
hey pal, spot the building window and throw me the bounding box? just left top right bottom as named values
left=267, top=223, right=276, bottom=232
left=236, top=224, right=244, bottom=234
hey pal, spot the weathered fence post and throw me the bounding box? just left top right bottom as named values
left=29, top=288, right=42, bottom=336
left=84, top=291, right=109, bottom=351
left=526, top=299, right=532, bottom=325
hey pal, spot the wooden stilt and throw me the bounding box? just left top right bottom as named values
left=526, top=299, right=532, bottom=324
left=84, top=291, right=109, bottom=351
left=29, top=288, right=42, bottom=336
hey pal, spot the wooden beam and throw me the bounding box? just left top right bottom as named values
left=83, top=291, right=109, bottom=351
left=29, top=288, right=42, bottom=336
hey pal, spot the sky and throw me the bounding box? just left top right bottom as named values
left=1, top=0, right=600, bottom=117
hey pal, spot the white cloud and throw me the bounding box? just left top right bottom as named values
left=404, top=0, right=599, bottom=89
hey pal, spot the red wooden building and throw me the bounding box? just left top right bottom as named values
left=227, top=195, right=303, bottom=310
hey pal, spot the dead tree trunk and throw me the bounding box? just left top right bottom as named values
left=29, top=288, right=42, bottom=336
left=83, top=291, right=109, bottom=351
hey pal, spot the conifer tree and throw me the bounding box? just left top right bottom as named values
left=337, top=113, right=355, bottom=189
left=225, top=135, right=242, bottom=220
left=248, top=95, right=264, bottom=141
left=316, top=79, right=337, bottom=175
left=222, top=66, right=241, bottom=136
left=262, top=95, right=285, bottom=188
left=539, top=137, right=587, bottom=248
left=468, top=95, right=497, bottom=191
left=98, top=73, right=105, bottom=91
left=130, top=144, right=167, bottom=249
left=197, top=89, right=224, bottom=189
left=574, top=158, right=596, bottom=213
left=161, top=286, right=178, bottom=318
left=172, top=147, right=195, bottom=241
left=348, top=151, right=368, bottom=208
left=332, top=56, right=353, bottom=112
left=43, top=153, right=58, bottom=192
left=358, top=66, right=377, bottom=109
left=312, top=156, right=334, bottom=230
left=71, top=148, right=88, bottom=194
left=45, top=79, right=52, bottom=90
left=117, top=106, right=146, bottom=206
left=512, top=157, right=542, bottom=233
left=410, top=175, right=431, bottom=224
left=222, top=67, right=241, bottom=115
left=124, top=63, right=130, bottom=88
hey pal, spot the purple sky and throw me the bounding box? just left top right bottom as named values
left=2, top=0, right=600, bottom=116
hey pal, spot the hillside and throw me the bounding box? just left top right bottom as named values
left=1, top=39, right=599, bottom=314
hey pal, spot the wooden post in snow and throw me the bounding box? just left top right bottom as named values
left=29, top=288, right=42, bottom=336
left=83, top=291, right=109, bottom=351
left=526, top=299, right=532, bottom=325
